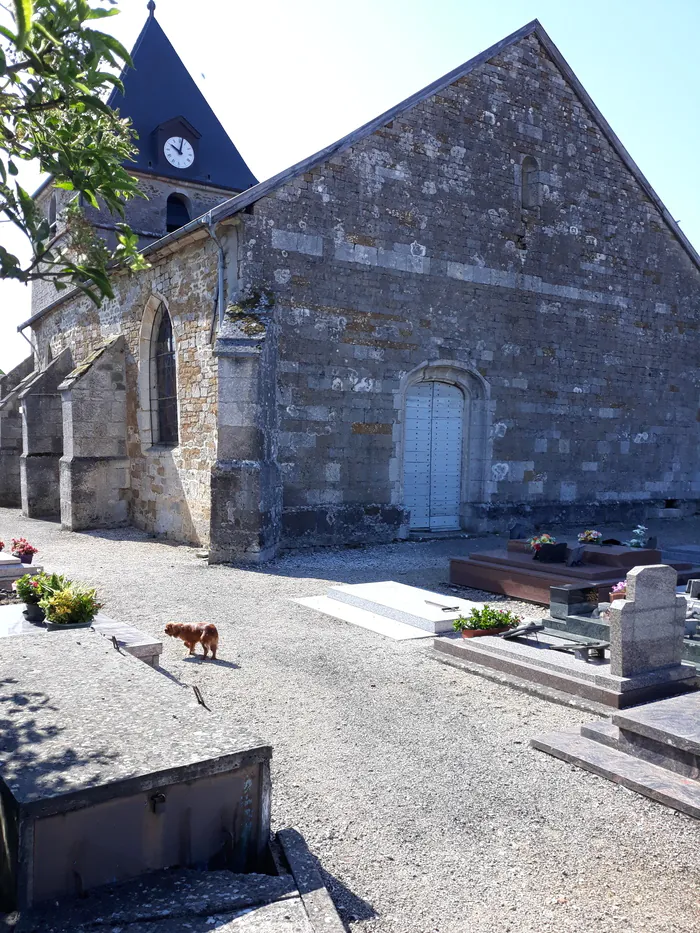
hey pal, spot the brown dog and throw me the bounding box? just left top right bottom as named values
left=164, top=622, right=219, bottom=659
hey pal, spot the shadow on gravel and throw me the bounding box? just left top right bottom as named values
left=182, top=656, right=240, bottom=670
left=320, top=866, right=377, bottom=926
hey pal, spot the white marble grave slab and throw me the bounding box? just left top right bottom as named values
left=293, top=595, right=436, bottom=640
left=327, top=581, right=486, bottom=634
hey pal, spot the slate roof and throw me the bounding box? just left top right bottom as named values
left=107, top=9, right=257, bottom=191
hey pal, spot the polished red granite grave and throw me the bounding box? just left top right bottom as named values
left=450, top=539, right=697, bottom=604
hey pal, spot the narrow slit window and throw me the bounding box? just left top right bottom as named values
left=521, top=156, right=540, bottom=210
left=151, top=304, right=178, bottom=446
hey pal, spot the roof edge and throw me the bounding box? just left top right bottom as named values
left=20, top=17, right=700, bottom=331
left=531, top=22, right=700, bottom=273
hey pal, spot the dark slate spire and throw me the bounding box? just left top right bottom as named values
left=108, top=12, right=257, bottom=191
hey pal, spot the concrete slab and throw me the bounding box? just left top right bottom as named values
left=327, top=581, right=484, bottom=633
left=0, top=604, right=163, bottom=666
left=294, top=595, right=434, bottom=640
left=0, top=555, right=43, bottom=585
left=16, top=831, right=344, bottom=933
left=0, top=634, right=272, bottom=909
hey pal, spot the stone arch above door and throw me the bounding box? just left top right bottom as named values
left=392, top=360, right=492, bottom=531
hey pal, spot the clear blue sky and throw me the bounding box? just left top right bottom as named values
left=1, top=0, right=699, bottom=372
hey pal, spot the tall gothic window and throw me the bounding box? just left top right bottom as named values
left=150, top=304, right=178, bottom=446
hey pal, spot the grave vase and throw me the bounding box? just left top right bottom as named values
left=23, top=602, right=44, bottom=623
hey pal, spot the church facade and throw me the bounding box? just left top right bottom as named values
left=1, top=17, right=699, bottom=562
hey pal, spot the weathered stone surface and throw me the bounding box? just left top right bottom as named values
left=23, top=25, right=700, bottom=558
left=0, top=356, right=34, bottom=508
left=19, top=349, right=73, bottom=519
left=608, top=565, right=686, bottom=676
left=59, top=336, right=129, bottom=530
left=0, top=634, right=272, bottom=910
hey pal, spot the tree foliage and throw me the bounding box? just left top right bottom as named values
left=0, top=0, right=147, bottom=304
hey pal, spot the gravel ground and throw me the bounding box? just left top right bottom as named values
left=1, top=508, right=699, bottom=933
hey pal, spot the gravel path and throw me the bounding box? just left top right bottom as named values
left=1, top=509, right=699, bottom=933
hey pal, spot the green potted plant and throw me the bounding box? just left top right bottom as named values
left=453, top=605, right=521, bottom=638
left=40, top=585, right=102, bottom=631
left=14, top=573, right=45, bottom=622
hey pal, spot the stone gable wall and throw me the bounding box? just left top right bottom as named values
left=30, top=234, right=219, bottom=544
left=235, top=31, right=700, bottom=544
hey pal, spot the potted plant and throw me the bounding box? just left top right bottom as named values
left=0, top=540, right=4, bottom=552
left=453, top=605, right=521, bottom=638
left=11, top=537, right=38, bottom=564
left=14, top=572, right=69, bottom=622
left=40, top=585, right=102, bottom=630
left=609, top=580, right=626, bottom=602
left=578, top=530, right=603, bottom=545
left=14, top=573, right=45, bottom=622
left=527, top=533, right=556, bottom=554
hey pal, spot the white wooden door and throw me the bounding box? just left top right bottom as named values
left=404, top=382, right=464, bottom=531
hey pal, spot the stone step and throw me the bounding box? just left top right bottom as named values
left=580, top=721, right=700, bottom=780
left=327, top=582, right=483, bottom=634
left=531, top=728, right=700, bottom=820
left=611, top=691, right=700, bottom=757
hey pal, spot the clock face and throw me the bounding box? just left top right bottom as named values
left=164, top=136, right=194, bottom=169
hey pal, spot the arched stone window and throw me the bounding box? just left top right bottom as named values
left=150, top=303, right=178, bottom=446
left=166, top=193, right=190, bottom=232
left=521, top=156, right=540, bottom=210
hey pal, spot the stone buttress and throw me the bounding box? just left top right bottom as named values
left=0, top=357, right=34, bottom=508
left=59, top=336, right=130, bottom=530
left=19, top=349, right=73, bottom=519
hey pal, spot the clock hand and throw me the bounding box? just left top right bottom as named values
left=176, top=138, right=184, bottom=155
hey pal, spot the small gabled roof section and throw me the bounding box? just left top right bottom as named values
left=108, top=8, right=257, bottom=191
left=58, top=336, right=123, bottom=392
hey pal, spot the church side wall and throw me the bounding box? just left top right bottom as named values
left=30, top=234, right=219, bottom=545
left=234, top=31, right=700, bottom=547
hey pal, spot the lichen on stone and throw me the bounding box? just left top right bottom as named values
left=225, top=286, right=275, bottom=336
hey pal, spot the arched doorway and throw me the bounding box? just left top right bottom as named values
left=404, top=382, right=464, bottom=530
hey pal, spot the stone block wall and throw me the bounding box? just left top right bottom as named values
left=30, top=234, right=219, bottom=544
left=19, top=349, right=73, bottom=519
left=231, top=29, right=700, bottom=547
left=0, top=356, right=34, bottom=507
left=59, top=337, right=130, bottom=529
left=30, top=175, right=236, bottom=318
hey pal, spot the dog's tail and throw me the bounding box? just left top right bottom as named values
left=203, top=623, right=219, bottom=655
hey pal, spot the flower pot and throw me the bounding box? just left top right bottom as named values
left=45, top=620, right=94, bottom=631
left=23, top=602, right=45, bottom=623
left=609, top=589, right=626, bottom=603
left=461, top=626, right=513, bottom=638
left=16, top=554, right=33, bottom=565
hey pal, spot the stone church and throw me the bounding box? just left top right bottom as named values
left=1, top=12, right=698, bottom=562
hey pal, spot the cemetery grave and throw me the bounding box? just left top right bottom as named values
left=449, top=534, right=699, bottom=603
left=0, top=634, right=272, bottom=912
left=433, top=565, right=697, bottom=709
